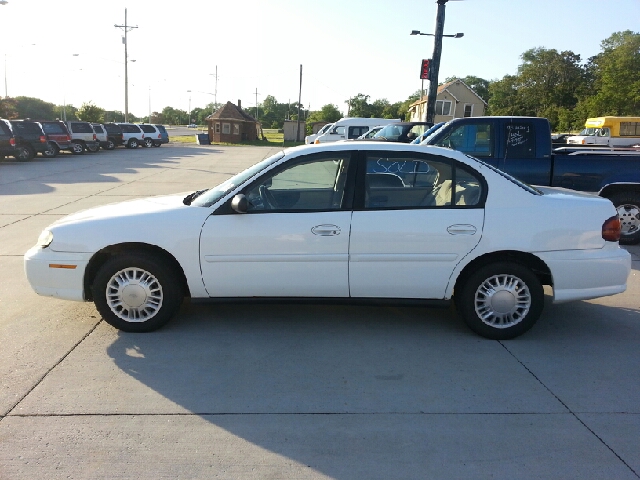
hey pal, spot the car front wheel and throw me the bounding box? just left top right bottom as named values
left=127, top=138, right=139, bottom=148
left=92, top=253, right=183, bottom=332
left=455, top=262, right=544, bottom=340
left=43, top=142, right=59, bottom=158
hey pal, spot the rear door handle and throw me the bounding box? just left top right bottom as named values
left=447, top=224, right=477, bottom=235
left=312, top=224, right=341, bottom=236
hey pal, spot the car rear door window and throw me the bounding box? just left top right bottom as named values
left=363, top=153, right=484, bottom=209
left=433, top=123, right=494, bottom=158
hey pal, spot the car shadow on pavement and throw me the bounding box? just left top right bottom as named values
left=0, top=146, right=227, bottom=196
left=104, top=297, right=640, bottom=478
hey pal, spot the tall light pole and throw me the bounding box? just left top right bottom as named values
left=209, top=66, right=218, bottom=114
left=411, top=0, right=463, bottom=124
left=187, top=90, right=191, bottom=125
left=115, top=9, right=138, bottom=123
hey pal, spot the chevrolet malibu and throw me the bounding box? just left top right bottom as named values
left=24, top=143, right=631, bottom=339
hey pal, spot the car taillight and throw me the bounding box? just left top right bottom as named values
left=66, top=135, right=70, bottom=141
left=602, top=215, right=621, bottom=242
left=93, top=134, right=97, bottom=140
left=157, top=134, right=161, bottom=138
left=39, top=135, right=46, bottom=143
left=10, top=138, right=15, bottom=146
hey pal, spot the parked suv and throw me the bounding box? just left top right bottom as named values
left=40, top=120, right=73, bottom=157
left=0, top=119, right=17, bottom=159
left=102, top=123, right=124, bottom=149
left=154, top=124, right=169, bottom=145
left=10, top=120, right=48, bottom=160
left=116, top=123, right=145, bottom=148
left=138, top=124, right=163, bottom=147
left=91, top=123, right=113, bottom=150
left=66, top=121, right=99, bottom=153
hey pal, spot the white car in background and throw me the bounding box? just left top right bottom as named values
left=24, top=143, right=630, bottom=340
left=305, top=123, right=334, bottom=144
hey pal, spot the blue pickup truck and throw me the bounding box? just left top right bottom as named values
left=423, top=116, right=640, bottom=244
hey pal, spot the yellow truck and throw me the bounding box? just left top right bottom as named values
left=567, top=116, right=640, bottom=147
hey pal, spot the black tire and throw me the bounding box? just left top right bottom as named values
left=127, top=138, right=139, bottom=148
left=104, top=139, right=116, bottom=150
left=153, top=143, right=161, bottom=147
left=608, top=192, right=640, bottom=245
left=143, top=138, right=154, bottom=148
left=86, top=143, right=100, bottom=153
left=43, top=142, right=59, bottom=158
left=92, top=253, right=183, bottom=332
left=71, top=141, right=85, bottom=155
left=14, top=145, right=35, bottom=161
left=455, top=262, right=544, bottom=340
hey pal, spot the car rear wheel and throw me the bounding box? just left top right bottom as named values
left=104, top=139, right=116, bottom=150
left=153, top=143, right=161, bottom=147
left=455, top=262, right=544, bottom=340
left=127, top=138, right=139, bottom=148
left=92, top=253, right=183, bottom=332
left=14, top=145, right=35, bottom=161
left=71, top=141, right=85, bottom=155
left=43, top=142, right=59, bottom=158
left=143, top=138, right=154, bottom=148
left=608, top=192, right=640, bottom=245
left=86, top=143, right=100, bottom=153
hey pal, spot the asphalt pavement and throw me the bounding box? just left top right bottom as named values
left=0, top=144, right=639, bottom=479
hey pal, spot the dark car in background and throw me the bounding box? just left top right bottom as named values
left=9, top=120, right=48, bottom=160
left=40, top=120, right=73, bottom=157
left=0, top=119, right=17, bottom=159
left=103, top=123, right=124, bottom=149
left=372, top=122, right=433, bottom=143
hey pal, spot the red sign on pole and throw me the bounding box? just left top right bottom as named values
left=420, top=59, right=431, bottom=80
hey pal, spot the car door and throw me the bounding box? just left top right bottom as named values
left=349, top=151, right=486, bottom=299
left=199, top=151, right=356, bottom=298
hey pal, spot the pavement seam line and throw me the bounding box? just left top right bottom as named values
left=0, top=320, right=103, bottom=421
left=498, top=341, right=639, bottom=479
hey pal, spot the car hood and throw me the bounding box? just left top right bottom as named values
left=51, top=193, right=192, bottom=227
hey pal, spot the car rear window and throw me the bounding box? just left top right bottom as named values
left=42, top=123, right=67, bottom=135
left=92, top=125, right=105, bottom=134
left=69, top=122, right=94, bottom=133
left=155, top=125, right=167, bottom=133
left=0, top=121, right=13, bottom=136
left=119, top=124, right=142, bottom=133
left=11, top=122, right=43, bottom=135
left=139, top=125, right=156, bottom=133
left=103, top=124, right=122, bottom=134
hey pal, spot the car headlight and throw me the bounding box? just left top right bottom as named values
left=37, top=230, right=53, bottom=248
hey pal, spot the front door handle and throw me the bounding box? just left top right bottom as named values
left=311, top=224, right=341, bottom=236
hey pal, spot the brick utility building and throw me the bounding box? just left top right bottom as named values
left=206, top=100, right=259, bottom=143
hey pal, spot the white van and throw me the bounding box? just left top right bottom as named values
left=314, top=118, right=397, bottom=143
left=305, top=123, right=334, bottom=144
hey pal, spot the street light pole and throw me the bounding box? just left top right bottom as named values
left=115, top=8, right=138, bottom=123
left=426, top=0, right=447, bottom=125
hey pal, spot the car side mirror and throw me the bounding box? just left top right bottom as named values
left=231, top=194, right=248, bottom=214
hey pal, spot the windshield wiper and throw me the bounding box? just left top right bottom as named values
left=183, top=189, right=208, bottom=205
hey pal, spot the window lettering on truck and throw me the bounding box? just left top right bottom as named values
left=505, top=123, right=536, bottom=159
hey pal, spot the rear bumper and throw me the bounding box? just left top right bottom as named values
left=537, top=245, right=631, bottom=303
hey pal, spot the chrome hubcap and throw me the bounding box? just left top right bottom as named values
left=617, top=204, right=640, bottom=235
left=106, top=267, right=163, bottom=322
left=474, top=274, right=531, bottom=328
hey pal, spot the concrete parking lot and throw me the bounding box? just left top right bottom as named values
left=1, top=145, right=639, bottom=479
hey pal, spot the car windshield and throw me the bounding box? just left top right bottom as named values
left=190, top=151, right=286, bottom=207
left=578, top=128, right=597, bottom=136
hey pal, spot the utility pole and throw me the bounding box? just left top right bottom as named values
left=254, top=88, right=259, bottom=121
left=115, top=9, right=138, bottom=123
left=296, top=64, right=302, bottom=142
left=425, top=0, right=447, bottom=125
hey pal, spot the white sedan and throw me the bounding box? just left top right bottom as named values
left=24, top=143, right=631, bottom=339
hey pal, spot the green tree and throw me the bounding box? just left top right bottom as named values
left=346, top=94, right=372, bottom=117
left=0, top=97, right=18, bottom=119
left=14, top=96, right=56, bottom=120
left=586, top=30, right=640, bottom=116
left=76, top=102, right=105, bottom=122
left=104, top=110, right=124, bottom=122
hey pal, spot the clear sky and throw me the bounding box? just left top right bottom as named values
left=1, top=0, right=638, bottom=118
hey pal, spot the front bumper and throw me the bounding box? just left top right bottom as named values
left=24, top=246, right=92, bottom=302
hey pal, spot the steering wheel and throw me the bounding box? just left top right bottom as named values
left=258, top=185, right=278, bottom=210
